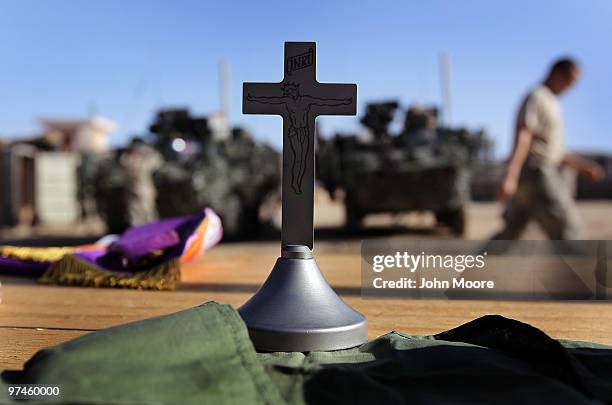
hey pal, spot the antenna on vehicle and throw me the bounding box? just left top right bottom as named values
left=439, top=52, right=452, bottom=126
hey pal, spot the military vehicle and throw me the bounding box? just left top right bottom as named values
left=149, top=109, right=281, bottom=239
left=94, top=109, right=280, bottom=239
left=576, top=153, right=612, bottom=199
left=317, top=102, right=488, bottom=235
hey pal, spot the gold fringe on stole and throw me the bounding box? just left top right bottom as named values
left=0, top=246, right=76, bottom=262
left=39, top=254, right=181, bottom=290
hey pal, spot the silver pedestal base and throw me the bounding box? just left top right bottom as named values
left=238, top=251, right=367, bottom=352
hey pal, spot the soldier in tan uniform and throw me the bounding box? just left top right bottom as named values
left=494, top=58, right=604, bottom=240
left=120, top=138, right=163, bottom=226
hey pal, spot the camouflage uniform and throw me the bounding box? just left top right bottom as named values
left=120, top=144, right=163, bottom=226
left=494, top=85, right=582, bottom=240
left=494, top=161, right=582, bottom=240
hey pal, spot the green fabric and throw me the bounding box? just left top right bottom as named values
left=1, top=303, right=283, bottom=405
left=2, top=302, right=612, bottom=404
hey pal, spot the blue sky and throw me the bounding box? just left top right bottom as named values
left=1, top=0, right=610, bottom=156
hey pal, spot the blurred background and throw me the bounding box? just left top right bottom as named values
left=1, top=0, right=611, bottom=242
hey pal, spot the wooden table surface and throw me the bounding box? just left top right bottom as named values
left=1, top=240, right=611, bottom=370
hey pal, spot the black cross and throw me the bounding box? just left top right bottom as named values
left=243, top=42, right=357, bottom=250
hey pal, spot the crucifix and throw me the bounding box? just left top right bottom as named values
left=244, top=42, right=356, bottom=249
left=238, top=42, right=367, bottom=351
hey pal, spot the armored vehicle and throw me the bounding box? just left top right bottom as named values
left=576, top=153, right=612, bottom=199
left=94, top=109, right=280, bottom=239
left=149, top=109, right=281, bottom=239
left=317, top=102, right=487, bottom=235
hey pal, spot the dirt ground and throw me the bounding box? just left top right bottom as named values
left=312, top=191, right=612, bottom=243
left=2, top=197, right=612, bottom=245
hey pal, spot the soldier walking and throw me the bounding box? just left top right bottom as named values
left=494, top=58, right=604, bottom=240
left=120, top=138, right=163, bottom=226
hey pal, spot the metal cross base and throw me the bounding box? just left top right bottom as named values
left=238, top=245, right=367, bottom=352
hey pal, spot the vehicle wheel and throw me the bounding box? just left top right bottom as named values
left=450, top=208, right=466, bottom=236
left=240, top=204, right=261, bottom=238
left=435, top=208, right=466, bottom=237
left=345, top=197, right=363, bottom=233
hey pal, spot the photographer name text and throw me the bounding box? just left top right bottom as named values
left=372, top=277, right=494, bottom=289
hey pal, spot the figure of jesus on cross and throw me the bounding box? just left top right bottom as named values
left=243, top=42, right=356, bottom=250
left=247, top=82, right=352, bottom=194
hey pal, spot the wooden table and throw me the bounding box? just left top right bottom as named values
left=1, top=241, right=611, bottom=370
